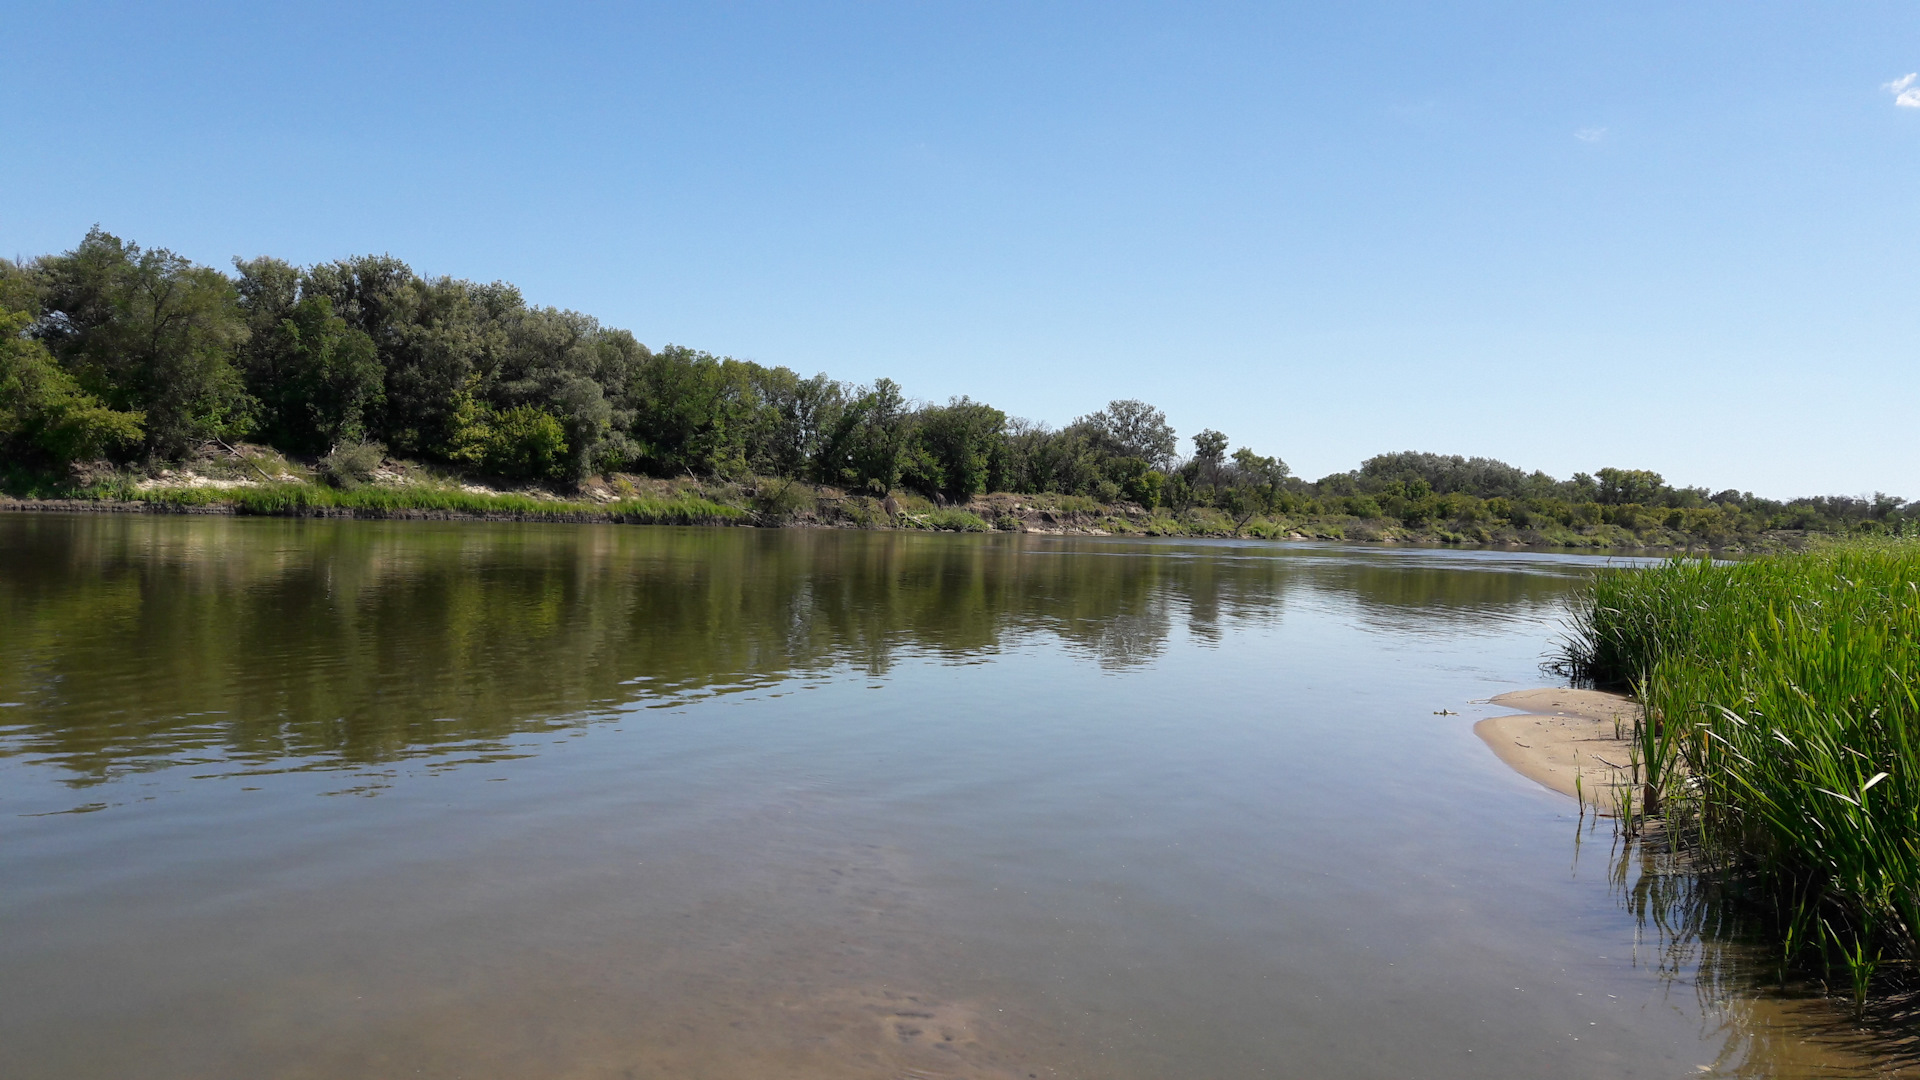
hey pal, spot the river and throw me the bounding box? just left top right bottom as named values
left=0, top=514, right=1897, bottom=1078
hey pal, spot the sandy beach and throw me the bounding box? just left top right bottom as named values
left=1476, top=688, right=1643, bottom=814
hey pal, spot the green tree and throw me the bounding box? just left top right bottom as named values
left=823, top=378, right=913, bottom=494
left=1192, top=429, right=1228, bottom=462
left=1077, top=399, right=1177, bottom=467
left=235, top=258, right=382, bottom=453
left=627, top=345, right=757, bottom=476
left=32, top=229, right=249, bottom=456
left=301, top=255, right=491, bottom=458
left=1001, top=419, right=1105, bottom=496
left=911, top=396, right=1007, bottom=502
left=492, top=305, right=629, bottom=478
left=446, top=386, right=569, bottom=481
left=0, top=310, right=146, bottom=465
left=1215, top=447, right=1291, bottom=533
left=1594, top=467, right=1666, bottom=506
left=1103, top=456, right=1163, bottom=508
left=749, top=368, right=845, bottom=480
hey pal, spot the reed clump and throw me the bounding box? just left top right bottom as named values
left=1564, top=539, right=1920, bottom=1005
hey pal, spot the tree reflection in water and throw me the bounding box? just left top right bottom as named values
left=0, top=518, right=1603, bottom=791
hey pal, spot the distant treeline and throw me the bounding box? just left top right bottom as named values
left=2, top=228, right=1912, bottom=539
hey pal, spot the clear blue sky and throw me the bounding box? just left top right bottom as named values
left=7, top=1, right=1917, bottom=498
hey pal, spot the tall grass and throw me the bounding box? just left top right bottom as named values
left=126, top=483, right=744, bottom=524
left=1563, top=540, right=1920, bottom=1004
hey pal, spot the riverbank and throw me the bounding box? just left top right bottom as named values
left=0, top=455, right=1826, bottom=550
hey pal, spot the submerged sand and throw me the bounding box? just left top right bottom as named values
left=1475, top=688, right=1643, bottom=814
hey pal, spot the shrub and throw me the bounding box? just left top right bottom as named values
left=447, top=388, right=571, bottom=481
left=316, top=442, right=385, bottom=489
left=485, top=406, right=569, bottom=480
left=921, top=508, right=989, bottom=532
left=750, top=479, right=812, bottom=522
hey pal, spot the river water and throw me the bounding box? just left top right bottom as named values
left=0, top=515, right=1900, bottom=1078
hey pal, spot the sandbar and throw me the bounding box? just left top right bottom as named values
left=1475, top=688, right=1642, bottom=813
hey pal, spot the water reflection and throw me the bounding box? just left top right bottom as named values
left=0, top=518, right=1591, bottom=788
left=7, top=514, right=1907, bottom=1078
left=1601, top=827, right=1920, bottom=1076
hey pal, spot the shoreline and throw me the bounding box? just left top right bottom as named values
left=0, top=494, right=1782, bottom=551
left=0, top=497, right=664, bottom=525
left=1475, top=688, right=1642, bottom=814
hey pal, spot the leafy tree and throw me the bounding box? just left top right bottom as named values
left=1179, top=428, right=1231, bottom=503
left=0, top=259, right=41, bottom=315
left=1357, top=451, right=1533, bottom=499
left=1001, top=419, right=1103, bottom=496
left=0, top=310, right=145, bottom=464
left=1191, top=429, right=1229, bottom=465
left=1215, top=447, right=1291, bottom=533
left=1160, top=469, right=1194, bottom=512
left=235, top=257, right=382, bottom=453
left=824, top=378, right=913, bottom=494
left=32, top=228, right=249, bottom=456
left=1103, top=456, right=1163, bottom=508
left=910, top=396, right=1007, bottom=502
left=1178, top=431, right=1289, bottom=530
left=1076, top=399, right=1177, bottom=467
left=489, top=305, right=629, bottom=478
left=301, top=256, right=488, bottom=457
left=749, top=368, right=845, bottom=480
left=1594, top=467, right=1666, bottom=506
left=627, top=345, right=757, bottom=476
left=446, top=376, right=495, bottom=469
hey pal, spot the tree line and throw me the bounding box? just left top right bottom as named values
left=0, top=229, right=1286, bottom=507
left=1, top=229, right=1910, bottom=537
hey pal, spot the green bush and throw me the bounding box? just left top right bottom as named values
left=485, top=406, right=569, bottom=480
left=750, top=479, right=812, bottom=522
left=920, top=508, right=989, bottom=532
left=315, top=442, right=385, bottom=489
left=447, top=384, right=570, bottom=482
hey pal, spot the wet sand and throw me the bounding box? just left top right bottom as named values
left=1475, top=688, right=1642, bottom=813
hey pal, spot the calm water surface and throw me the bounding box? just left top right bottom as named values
left=0, top=515, right=1898, bottom=1078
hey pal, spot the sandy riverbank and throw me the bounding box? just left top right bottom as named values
left=1475, top=688, right=1642, bottom=814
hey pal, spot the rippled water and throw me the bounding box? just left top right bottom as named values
left=0, top=514, right=1897, bottom=1078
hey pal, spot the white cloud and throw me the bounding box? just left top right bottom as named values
left=1886, top=73, right=1920, bottom=106
left=1887, top=73, right=1917, bottom=93
left=1574, top=127, right=1606, bottom=142
left=1900, top=89, right=1920, bottom=108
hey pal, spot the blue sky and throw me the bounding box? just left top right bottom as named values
left=7, top=1, right=1917, bottom=497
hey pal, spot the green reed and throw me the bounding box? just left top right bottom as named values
left=1564, top=540, right=1920, bottom=1005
